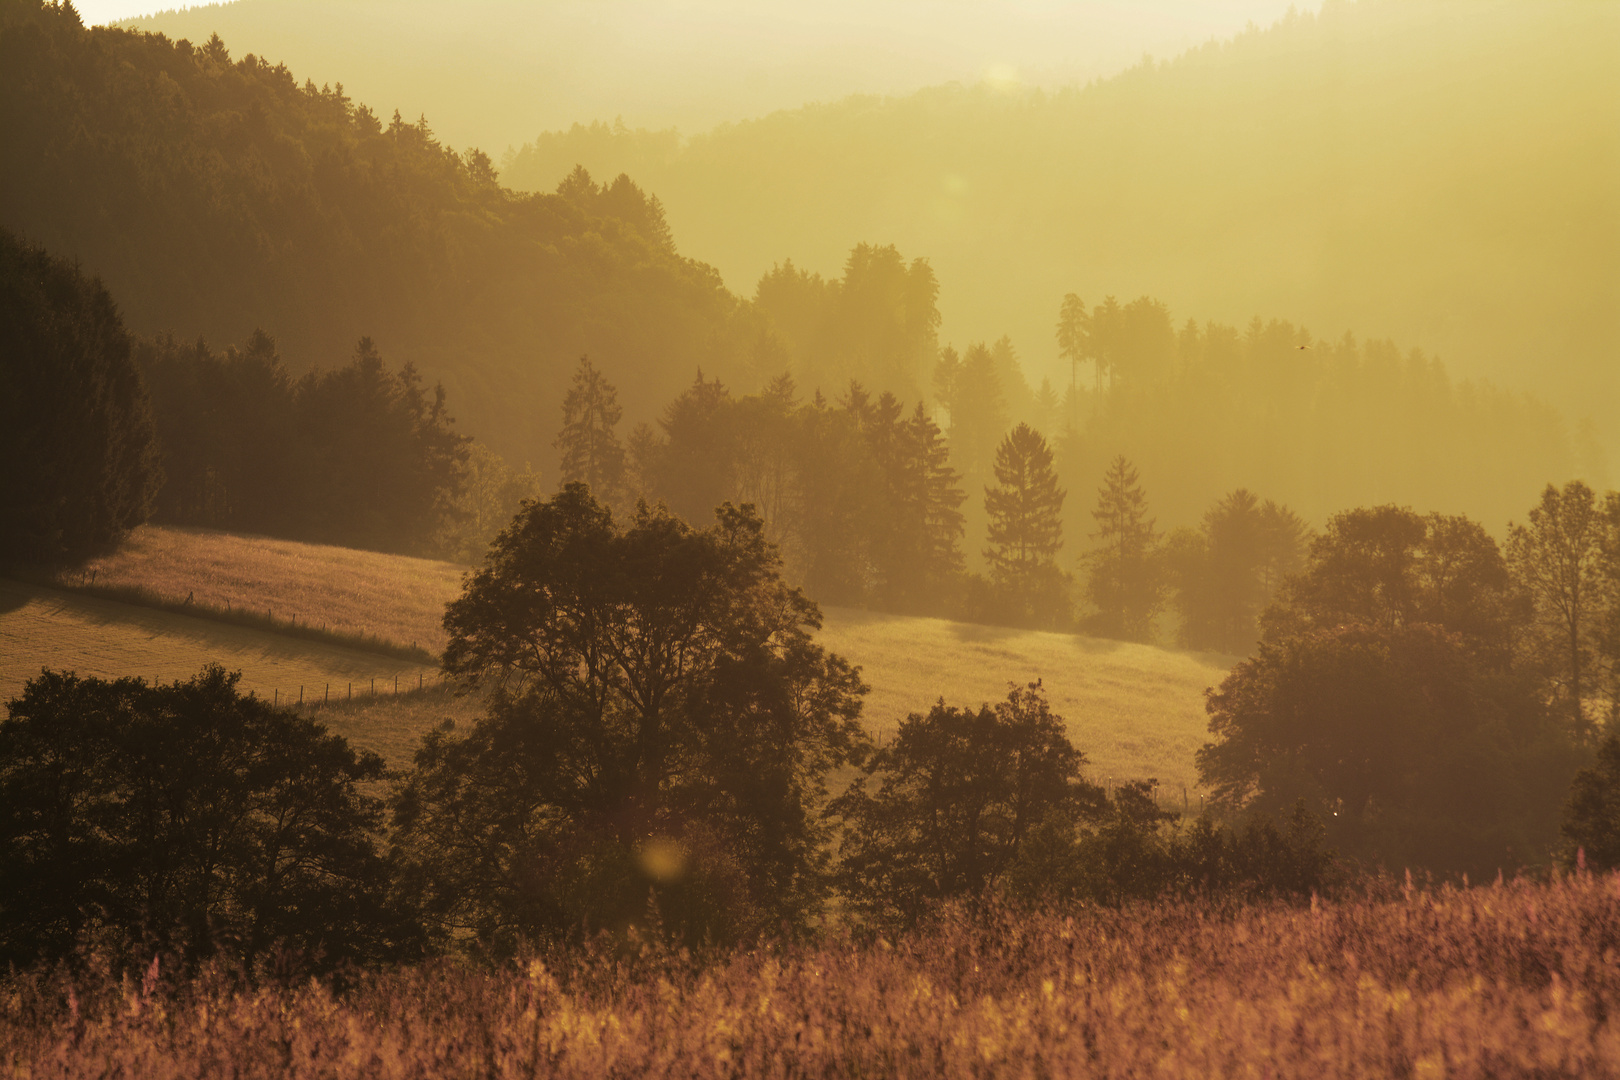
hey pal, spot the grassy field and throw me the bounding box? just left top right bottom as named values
left=6, top=873, right=1616, bottom=1078
left=32, top=525, right=1235, bottom=790
left=0, top=579, right=449, bottom=764
left=73, top=525, right=466, bottom=656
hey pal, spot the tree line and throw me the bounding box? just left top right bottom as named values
left=138, top=332, right=468, bottom=553
left=547, top=354, right=1306, bottom=647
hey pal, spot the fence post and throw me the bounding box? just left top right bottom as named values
left=274, top=688, right=278, bottom=707
left=394, top=675, right=398, bottom=695
left=348, top=682, right=351, bottom=701
left=299, top=686, right=303, bottom=706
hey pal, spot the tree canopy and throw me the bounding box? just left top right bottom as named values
left=0, top=665, right=407, bottom=970
left=393, top=484, right=868, bottom=948
left=0, top=227, right=158, bottom=563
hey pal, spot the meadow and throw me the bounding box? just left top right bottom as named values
left=5, top=872, right=1617, bottom=1078
left=17, top=525, right=1233, bottom=789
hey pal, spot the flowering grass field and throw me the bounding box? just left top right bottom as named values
left=5, top=873, right=1617, bottom=1078
left=40, top=525, right=1231, bottom=790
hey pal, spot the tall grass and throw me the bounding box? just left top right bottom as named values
left=6, top=873, right=1617, bottom=1078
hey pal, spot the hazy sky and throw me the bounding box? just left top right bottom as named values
left=98, top=0, right=1327, bottom=156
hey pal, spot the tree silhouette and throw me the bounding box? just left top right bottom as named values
left=1506, top=481, right=1617, bottom=730
left=1056, top=293, right=1089, bottom=396
left=554, top=355, right=626, bottom=501
left=0, top=666, right=407, bottom=969
left=1085, top=456, right=1162, bottom=641
left=984, top=423, right=1066, bottom=624
left=829, top=682, right=1099, bottom=927
left=396, top=485, right=867, bottom=948
left=0, top=228, right=159, bottom=561
left=1169, top=489, right=1308, bottom=653
left=1266, top=505, right=1522, bottom=667
left=1199, top=622, right=1573, bottom=876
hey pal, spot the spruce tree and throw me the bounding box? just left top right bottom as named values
left=984, top=424, right=1066, bottom=623
left=554, top=355, right=626, bottom=501
left=1085, top=455, right=1163, bottom=641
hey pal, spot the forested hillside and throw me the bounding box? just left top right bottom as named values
left=502, top=0, right=1620, bottom=444
left=0, top=0, right=754, bottom=467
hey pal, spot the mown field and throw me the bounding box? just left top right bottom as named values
left=18, top=525, right=1235, bottom=789
left=6, top=872, right=1617, bottom=1078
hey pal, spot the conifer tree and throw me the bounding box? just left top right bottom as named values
left=910, top=402, right=966, bottom=587
left=1085, top=455, right=1163, bottom=641
left=984, top=425, right=1066, bottom=623
left=554, top=355, right=625, bottom=501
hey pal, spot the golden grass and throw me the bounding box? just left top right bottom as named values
left=822, top=607, right=1230, bottom=794
left=75, top=525, right=467, bottom=656
left=7, top=873, right=1619, bottom=1078
left=48, top=525, right=1234, bottom=789
left=0, top=579, right=442, bottom=764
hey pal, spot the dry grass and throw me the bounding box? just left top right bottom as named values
left=6, top=873, right=1618, bottom=1078
left=0, top=579, right=441, bottom=765
left=822, top=608, right=1230, bottom=794
left=73, top=525, right=467, bottom=656
left=45, top=525, right=1233, bottom=789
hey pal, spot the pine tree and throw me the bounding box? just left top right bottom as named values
left=984, top=423, right=1065, bottom=593
left=554, top=355, right=625, bottom=501
left=911, top=403, right=966, bottom=588
left=1085, top=455, right=1163, bottom=642
left=869, top=398, right=965, bottom=609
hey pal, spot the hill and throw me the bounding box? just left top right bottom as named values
left=115, top=0, right=1304, bottom=156
left=36, top=524, right=1232, bottom=789
left=501, top=0, right=1620, bottom=447
left=0, top=0, right=754, bottom=468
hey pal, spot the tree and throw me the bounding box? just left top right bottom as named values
left=1198, top=622, right=1575, bottom=875
left=291, top=337, right=469, bottom=554
left=0, top=228, right=159, bottom=562
left=1055, top=293, right=1089, bottom=397
left=394, top=485, right=867, bottom=949
left=0, top=666, right=406, bottom=969
left=934, top=343, right=1007, bottom=490
left=1085, top=456, right=1163, bottom=641
left=432, top=442, right=541, bottom=563
left=1507, top=482, right=1615, bottom=730
left=829, top=683, right=1100, bottom=927
left=1561, top=730, right=1620, bottom=871
left=1169, top=490, right=1308, bottom=653
left=554, top=354, right=626, bottom=501
left=984, top=423, right=1068, bottom=625
left=1265, top=505, right=1521, bottom=665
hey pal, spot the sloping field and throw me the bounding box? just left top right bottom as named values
left=75, top=525, right=465, bottom=656
left=0, top=580, right=439, bottom=751
left=827, top=609, right=1230, bottom=795
left=45, top=526, right=1235, bottom=790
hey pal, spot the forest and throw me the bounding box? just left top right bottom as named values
left=498, top=0, right=1619, bottom=448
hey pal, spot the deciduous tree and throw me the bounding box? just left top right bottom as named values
left=395, top=485, right=867, bottom=949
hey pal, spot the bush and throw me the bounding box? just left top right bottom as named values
left=0, top=665, right=413, bottom=970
